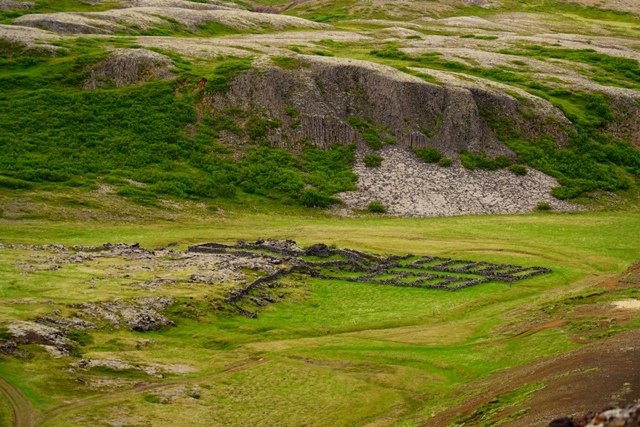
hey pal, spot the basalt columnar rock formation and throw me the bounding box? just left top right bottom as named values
left=210, top=55, right=566, bottom=157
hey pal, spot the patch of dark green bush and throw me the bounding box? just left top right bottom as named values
left=459, top=151, right=512, bottom=170
left=348, top=117, right=383, bottom=150
left=438, top=157, right=453, bottom=167
left=536, top=201, right=552, bottom=211
left=302, top=145, right=357, bottom=195
left=506, top=135, right=639, bottom=199
left=0, top=175, right=33, bottom=189
left=370, top=45, right=411, bottom=60
left=368, top=201, right=386, bottom=213
left=300, top=190, right=336, bottom=208
left=364, top=154, right=383, bottom=167
left=415, top=147, right=443, bottom=163
left=247, top=116, right=281, bottom=142
left=509, top=164, right=528, bottom=176
left=67, top=331, right=94, bottom=346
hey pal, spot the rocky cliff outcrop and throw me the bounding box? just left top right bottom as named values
left=208, top=55, right=571, bottom=157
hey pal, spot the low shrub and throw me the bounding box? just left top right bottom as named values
left=536, top=201, right=552, bottom=211
left=459, top=151, right=512, bottom=170
left=438, top=157, right=453, bottom=167
left=368, top=201, right=386, bottom=213
left=415, top=147, right=443, bottom=163
left=364, top=154, right=383, bottom=167
left=300, top=190, right=335, bottom=208
left=205, top=58, right=253, bottom=92
left=509, top=164, right=528, bottom=176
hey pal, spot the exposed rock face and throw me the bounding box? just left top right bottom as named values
left=75, top=297, right=174, bottom=331
left=83, top=48, right=174, bottom=89
left=7, top=321, right=73, bottom=356
left=35, top=316, right=96, bottom=332
left=211, top=55, right=570, bottom=157
left=338, top=145, right=578, bottom=216
left=0, top=0, right=32, bottom=10
left=0, top=23, right=60, bottom=54
left=607, top=94, right=640, bottom=148
left=72, top=357, right=194, bottom=377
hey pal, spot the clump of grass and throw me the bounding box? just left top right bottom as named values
left=509, top=164, right=528, bottom=176
left=300, top=190, right=336, bottom=208
left=370, top=45, right=411, bottom=60
left=438, top=157, right=453, bottom=167
left=67, top=331, right=94, bottom=346
left=421, top=115, right=443, bottom=138
left=348, top=117, right=384, bottom=150
left=459, top=151, right=512, bottom=170
left=284, top=105, right=300, bottom=128
left=415, top=147, right=443, bottom=163
left=144, top=394, right=163, bottom=404
left=205, top=58, right=253, bottom=93
left=271, top=55, right=306, bottom=70
left=364, top=154, right=383, bottom=167
left=246, top=116, right=281, bottom=143
left=537, top=201, right=552, bottom=211
left=368, top=200, right=386, bottom=213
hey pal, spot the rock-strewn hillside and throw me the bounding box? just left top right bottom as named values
left=338, top=146, right=578, bottom=216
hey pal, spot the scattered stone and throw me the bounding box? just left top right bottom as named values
left=612, top=300, right=640, bottom=311
left=71, top=358, right=196, bottom=378
left=0, top=340, right=17, bottom=355
left=121, top=306, right=174, bottom=332
left=550, top=401, right=640, bottom=426
left=129, top=278, right=176, bottom=289
left=7, top=321, right=73, bottom=355
left=35, top=316, right=96, bottom=332
left=75, top=297, right=174, bottom=331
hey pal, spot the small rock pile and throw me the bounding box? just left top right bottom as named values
left=550, top=402, right=640, bottom=427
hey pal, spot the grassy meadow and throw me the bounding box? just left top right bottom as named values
left=0, top=209, right=638, bottom=426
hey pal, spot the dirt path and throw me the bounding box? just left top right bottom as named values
left=0, top=376, right=36, bottom=427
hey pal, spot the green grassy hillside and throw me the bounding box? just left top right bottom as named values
left=1, top=0, right=639, bottom=211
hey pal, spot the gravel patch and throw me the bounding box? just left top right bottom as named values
left=338, top=145, right=579, bottom=217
